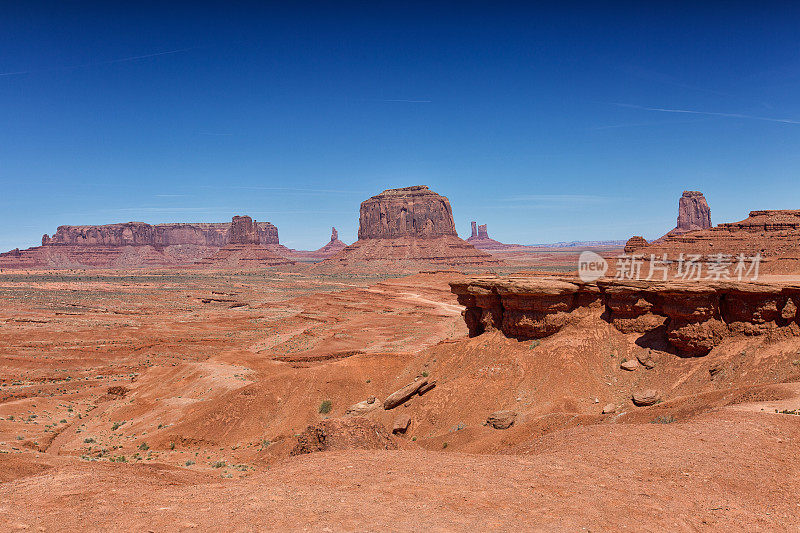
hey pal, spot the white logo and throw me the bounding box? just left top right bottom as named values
left=578, top=251, right=608, bottom=282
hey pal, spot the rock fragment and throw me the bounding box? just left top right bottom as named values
left=632, top=389, right=661, bottom=406
left=486, top=410, right=516, bottom=429
left=392, top=414, right=412, bottom=435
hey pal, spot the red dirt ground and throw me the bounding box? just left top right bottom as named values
left=1, top=268, right=799, bottom=531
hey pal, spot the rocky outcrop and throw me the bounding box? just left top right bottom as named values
left=289, top=417, right=399, bottom=456
left=486, top=410, right=516, bottom=429
left=624, top=236, right=648, bottom=254
left=228, top=216, right=260, bottom=244
left=358, top=186, right=457, bottom=239
left=634, top=209, right=800, bottom=274
left=315, top=227, right=347, bottom=255
left=465, top=222, right=517, bottom=250
left=451, top=275, right=800, bottom=356
left=656, top=190, right=712, bottom=240
left=676, top=191, right=712, bottom=233
left=320, top=186, right=501, bottom=269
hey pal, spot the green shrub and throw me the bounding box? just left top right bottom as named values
left=318, top=400, right=332, bottom=414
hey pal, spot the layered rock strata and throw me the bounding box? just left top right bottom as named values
left=632, top=209, right=800, bottom=274
left=322, top=186, right=500, bottom=268
left=42, top=220, right=278, bottom=247
left=194, top=216, right=294, bottom=268
left=0, top=218, right=284, bottom=269
left=451, top=276, right=800, bottom=356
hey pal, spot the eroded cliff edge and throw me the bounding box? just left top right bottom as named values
left=451, top=276, right=800, bottom=356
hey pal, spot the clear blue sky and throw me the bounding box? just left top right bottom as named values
left=2, top=2, right=800, bottom=250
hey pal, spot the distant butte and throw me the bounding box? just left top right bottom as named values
left=466, top=221, right=518, bottom=250
left=320, top=186, right=501, bottom=270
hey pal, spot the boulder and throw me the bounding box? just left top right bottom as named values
left=392, top=414, right=412, bottom=434
left=346, top=396, right=381, bottom=416
left=637, top=350, right=656, bottom=369
left=632, top=389, right=661, bottom=406
left=602, top=403, right=616, bottom=414
left=620, top=359, right=639, bottom=371
left=486, top=410, right=516, bottom=429
left=417, top=380, right=437, bottom=395
left=383, top=379, right=429, bottom=410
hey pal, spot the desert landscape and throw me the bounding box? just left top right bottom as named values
left=3, top=4, right=800, bottom=531
left=1, top=182, right=800, bottom=531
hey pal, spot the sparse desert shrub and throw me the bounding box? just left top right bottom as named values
left=319, top=400, right=332, bottom=414
left=111, top=421, right=126, bottom=431
left=185, top=460, right=195, bottom=466
left=442, top=442, right=448, bottom=449
left=83, top=437, right=95, bottom=443
left=530, top=340, right=540, bottom=349
left=138, top=442, right=149, bottom=451
left=422, top=371, right=429, bottom=377
left=211, top=461, right=226, bottom=468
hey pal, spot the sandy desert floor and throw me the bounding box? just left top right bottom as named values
left=0, top=267, right=799, bottom=531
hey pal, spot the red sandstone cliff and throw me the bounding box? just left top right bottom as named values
left=0, top=217, right=284, bottom=269
left=321, top=186, right=501, bottom=270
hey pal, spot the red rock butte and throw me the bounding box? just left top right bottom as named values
left=321, top=186, right=501, bottom=269
left=627, top=209, right=800, bottom=274
left=466, top=221, right=518, bottom=250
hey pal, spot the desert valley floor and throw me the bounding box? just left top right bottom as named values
left=0, top=266, right=799, bottom=531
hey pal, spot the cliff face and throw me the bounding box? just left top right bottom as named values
left=451, top=276, right=800, bottom=357
left=632, top=209, right=800, bottom=274
left=228, top=216, right=261, bottom=245
left=321, top=186, right=500, bottom=270
left=632, top=191, right=713, bottom=250
left=1, top=217, right=283, bottom=269
left=357, top=186, right=457, bottom=240
left=676, top=191, right=712, bottom=232
left=465, top=221, right=517, bottom=250
left=42, top=220, right=279, bottom=247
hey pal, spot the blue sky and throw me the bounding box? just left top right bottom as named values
left=2, top=2, right=800, bottom=250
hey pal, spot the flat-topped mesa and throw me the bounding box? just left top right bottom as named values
left=38, top=220, right=279, bottom=248
left=1, top=217, right=284, bottom=269
left=228, top=215, right=260, bottom=244
left=677, top=191, right=712, bottom=232
left=718, top=210, right=800, bottom=232
left=358, top=185, right=457, bottom=240
left=451, top=276, right=800, bottom=357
